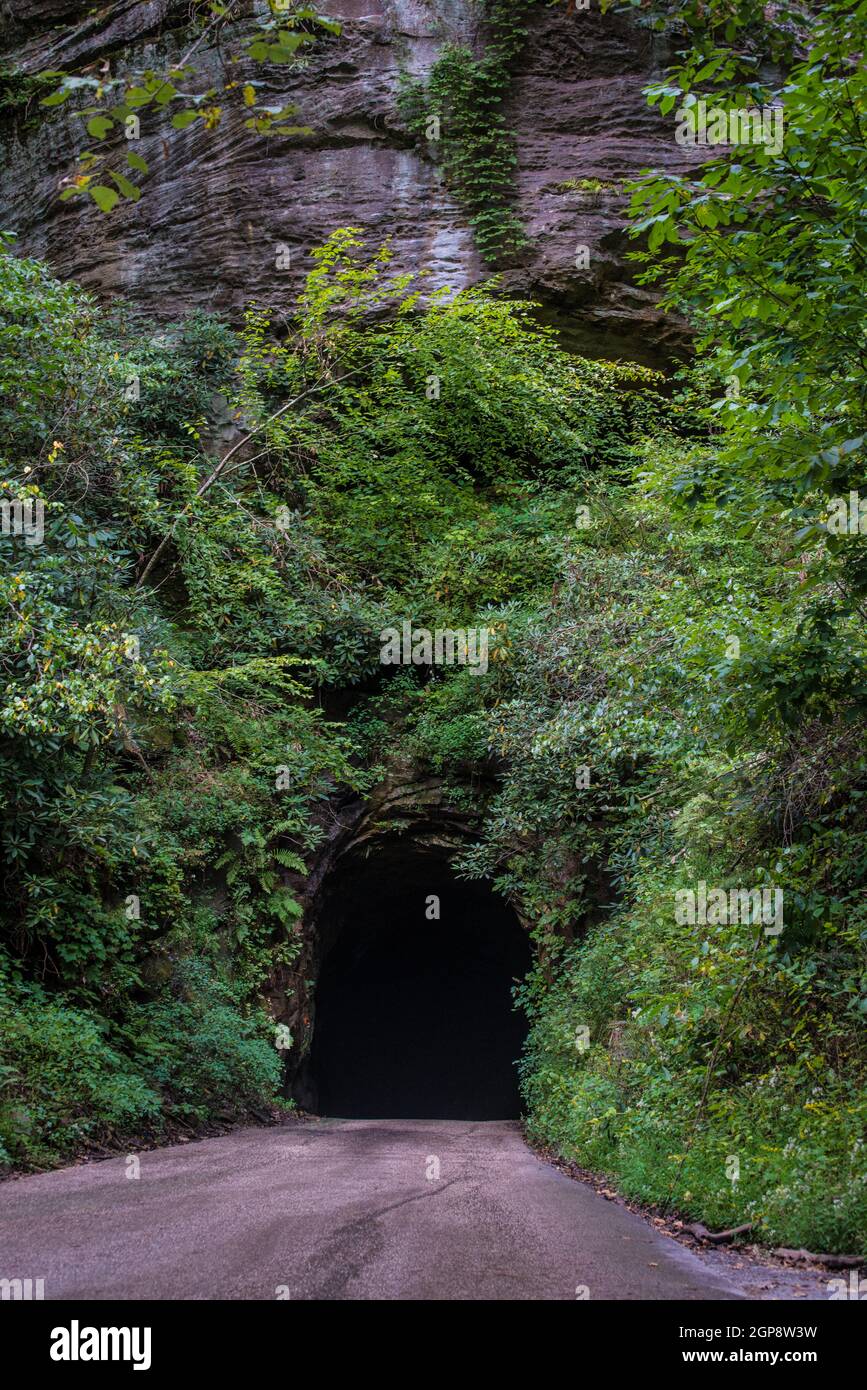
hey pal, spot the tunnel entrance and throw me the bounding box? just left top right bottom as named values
left=301, top=843, right=530, bottom=1120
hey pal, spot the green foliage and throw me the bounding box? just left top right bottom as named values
left=404, top=668, right=491, bottom=776
left=0, top=961, right=280, bottom=1168
left=0, top=229, right=662, bottom=1168
left=556, top=178, right=620, bottom=197
left=0, top=69, right=58, bottom=126
left=29, top=3, right=341, bottom=212
left=399, top=1, right=540, bottom=264
left=190, top=230, right=666, bottom=611
left=0, top=239, right=372, bottom=1162
left=519, top=859, right=867, bottom=1253
left=627, top=0, right=867, bottom=683
left=122, top=960, right=281, bottom=1123
left=451, top=469, right=867, bottom=1253
left=0, top=242, right=118, bottom=462
left=475, top=2, right=867, bottom=1248
left=0, top=979, right=160, bottom=1168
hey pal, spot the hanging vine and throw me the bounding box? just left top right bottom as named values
left=399, top=1, right=541, bottom=267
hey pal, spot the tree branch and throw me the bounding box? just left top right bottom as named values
left=136, top=369, right=360, bottom=589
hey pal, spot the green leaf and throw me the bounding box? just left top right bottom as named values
left=171, top=110, right=200, bottom=130
left=88, top=185, right=120, bottom=213
left=108, top=170, right=141, bottom=201
left=86, top=115, right=115, bottom=140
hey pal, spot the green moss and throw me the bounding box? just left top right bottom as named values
left=0, top=69, right=57, bottom=126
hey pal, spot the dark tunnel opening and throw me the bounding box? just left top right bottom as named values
left=300, top=843, right=531, bottom=1120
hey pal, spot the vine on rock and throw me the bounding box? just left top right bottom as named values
left=400, top=1, right=541, bottom=266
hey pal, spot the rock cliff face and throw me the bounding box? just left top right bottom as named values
left=0, top=1, right=695, bottom=362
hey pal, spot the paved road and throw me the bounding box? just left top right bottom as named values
left=1, top=1119, right=751, bottom=1300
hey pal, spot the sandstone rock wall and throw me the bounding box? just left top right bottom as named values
left=0, top=1, right=696, bottom=362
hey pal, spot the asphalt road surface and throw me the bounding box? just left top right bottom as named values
left=0, top=1119, right=791, bottom=1300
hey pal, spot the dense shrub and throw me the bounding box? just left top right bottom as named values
left=123, top=961, right=281, bottom=1123
left=0, top=983, right=159, bottom=1169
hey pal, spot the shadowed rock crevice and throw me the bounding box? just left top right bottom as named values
left=296, top=839, right=530, bottom=1119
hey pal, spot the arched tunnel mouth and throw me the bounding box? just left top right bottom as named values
left=296, top=840, right=531, bottom=1120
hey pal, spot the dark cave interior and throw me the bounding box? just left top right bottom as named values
left=301, top=841, right=530, bottom=1120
